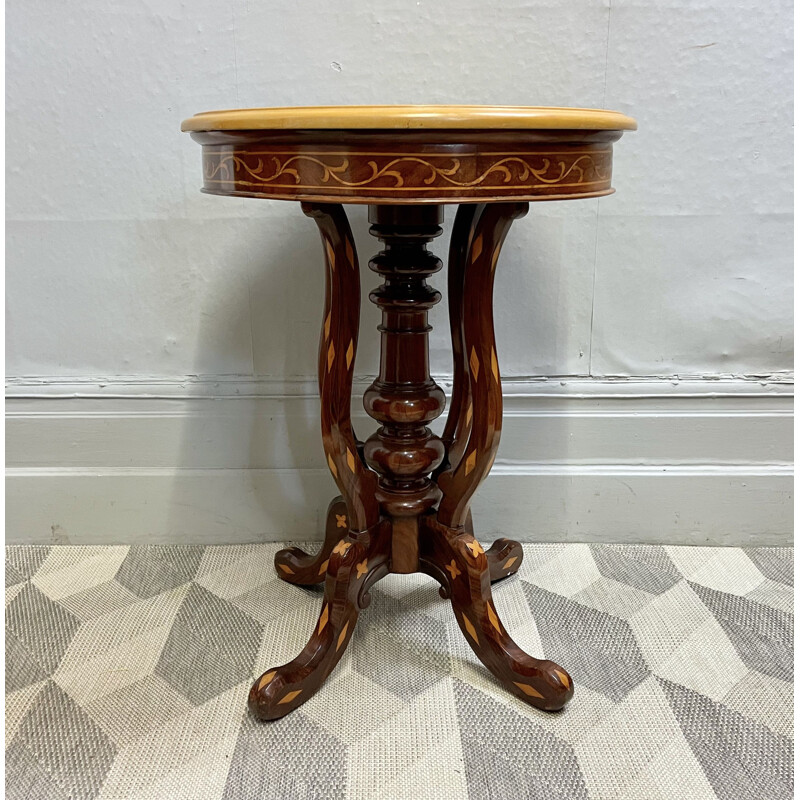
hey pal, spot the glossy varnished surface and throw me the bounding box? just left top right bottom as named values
left=182, top=106, right=635, bottom=205
left=181, top=104, right=637, bottom=132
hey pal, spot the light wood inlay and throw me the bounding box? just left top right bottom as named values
left=318, top=604, right=329, bottom=633
left=337, top=622, right=349, bottom=651
left=513, top=681, right=545, bottom=699
left=333, top=540, right=352, bottom=556
left=326, top=240, right=336, bottom=272
left=462, top=613, right=479, bottom=643
left=318, top=559, right=329, bottom=575
left=471, top=234, right=483, bottom=263
left=346, top=449, right=356, bottom=473
left=257, top=670, right=277, bottom=691
left=278, top=564, right=295, bottom=575
left=327, top=341, right=335, bottom=371
left=327, top=453, right=338, bottom=478
left=490, top=349, right=499, bottom=383
left=445, top=559, right=461, bottom=579
left=346, top=339, right=354, bottom=369
left=464, top=450, right=477, bottom=476
left=487, top=603, right=502, bottom=634
left=466, top=539, right=484, bottom=558
left=324, top=311, right=331, bottom=339
left=345, top=238, right=354, bottom=266
left=356, top=559, right=368, bottom=578
left=469, top=347, right=480, bottom=381
left=555, top=670, right=570, bottom=689
left=336, top=514, right=347, bottom=528
left=502, top=556, right=518, bottom=570
left=465, top=402, right=473, bottom=427
left=278, top=690, right=302, bottom=705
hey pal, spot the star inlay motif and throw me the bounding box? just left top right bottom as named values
left=445, top=559, right=461, bottom=579
left=466, top=539, right=484, bottom=558
left=333, top=539, right=352, bottom=557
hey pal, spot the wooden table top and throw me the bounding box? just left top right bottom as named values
left=182, top=105, right=636, bottom=205
left=181, top=105, right=637, bottom=132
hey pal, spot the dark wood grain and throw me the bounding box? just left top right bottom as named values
left=190, top=129, right=622, bottom=205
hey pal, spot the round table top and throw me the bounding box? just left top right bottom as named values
left=181, top=104, right=637, bottom=133
left=182, top=105, right=636, bottom=205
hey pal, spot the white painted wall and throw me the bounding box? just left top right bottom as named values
left=6, top=0, right=793, bottom=545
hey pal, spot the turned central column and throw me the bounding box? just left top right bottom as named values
left=363, top=205, right=447, bottom=573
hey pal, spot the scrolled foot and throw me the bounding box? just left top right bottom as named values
left=486, top=537, right=524, bottom=582
left=421, top=518, right=573, bottom=712
left=274, top=496, right=349, bottom=585
left=251, top=521, right=390, bottom=720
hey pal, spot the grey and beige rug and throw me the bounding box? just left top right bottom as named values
left=5, top=542, right=793, bottom=800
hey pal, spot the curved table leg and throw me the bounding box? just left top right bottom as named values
left=274, top=496, right=348, bottom=585
left=250, top=521, right=391, bottom=720
left=437, top=203, right=529, bottom=585
left=421, top=516, right=573, bottom=711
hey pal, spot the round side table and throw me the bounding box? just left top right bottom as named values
left=182, top=105, right=636, bottom=720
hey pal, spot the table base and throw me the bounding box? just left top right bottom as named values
left=248, top=202, right=574, bottom=720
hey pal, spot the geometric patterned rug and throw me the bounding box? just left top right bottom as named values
left=6, top=543, right=793, bottom=800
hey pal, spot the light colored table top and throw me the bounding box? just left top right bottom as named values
left=181, top=105, right=637, bottom=132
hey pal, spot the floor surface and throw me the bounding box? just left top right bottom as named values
left=5, top=542, right=794, bottom=800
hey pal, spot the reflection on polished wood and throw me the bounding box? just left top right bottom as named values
left=183, top=106, right=635, bottom=722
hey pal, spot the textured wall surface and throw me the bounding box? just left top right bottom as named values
left=6, top=0, right=793, bottom=382
left=5, top=1, right=793, bottom=546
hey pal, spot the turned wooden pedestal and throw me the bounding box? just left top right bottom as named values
left=182, top=105, right=636, bottom=720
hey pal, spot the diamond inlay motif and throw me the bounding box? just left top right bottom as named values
left=490, top=349, right=499, bottom=383
left=462, top=613, right=479, bottom=643
left=471, top=234, right=483, bottom=263
left=324, top=311, right=331, bottom=340
left=327, top=454, right=338, bottom=478
left=257, top=671, right=276, bottom=691
left=469, top=347, right=480, bottom=381
left=464, top=450, right=477, bottom=476
left=327, top=342, right=335, bottom=371
left=487, top=603, right=502, bottom=634
left=513, top=681, right=544, bottom=699
left=346, top=450, right=356, bottom=473
left=318, top=604, right=329, bottom=634
left=345, top=238, right=354, bottom=266
left=345, top=339, right=354, bottom=369
left=326, top=240, right=336, bottom=271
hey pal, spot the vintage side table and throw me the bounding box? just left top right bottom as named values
left=181, top=105, right=636, bottom=720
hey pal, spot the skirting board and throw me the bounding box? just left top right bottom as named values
left=6, top=376, right=793, bottom=546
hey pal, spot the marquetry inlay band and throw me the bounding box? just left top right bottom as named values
left=201, top=146, right=614, bottom=202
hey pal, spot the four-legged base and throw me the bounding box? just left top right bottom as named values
left=249, top=201, right=574, bottom=721
left=250, top=498, right=573, bottom=720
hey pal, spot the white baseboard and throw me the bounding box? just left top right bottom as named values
left=6, top=375, right=793, bottom=546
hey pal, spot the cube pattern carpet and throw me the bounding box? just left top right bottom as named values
left=5, top=543, right=793, bottom=800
